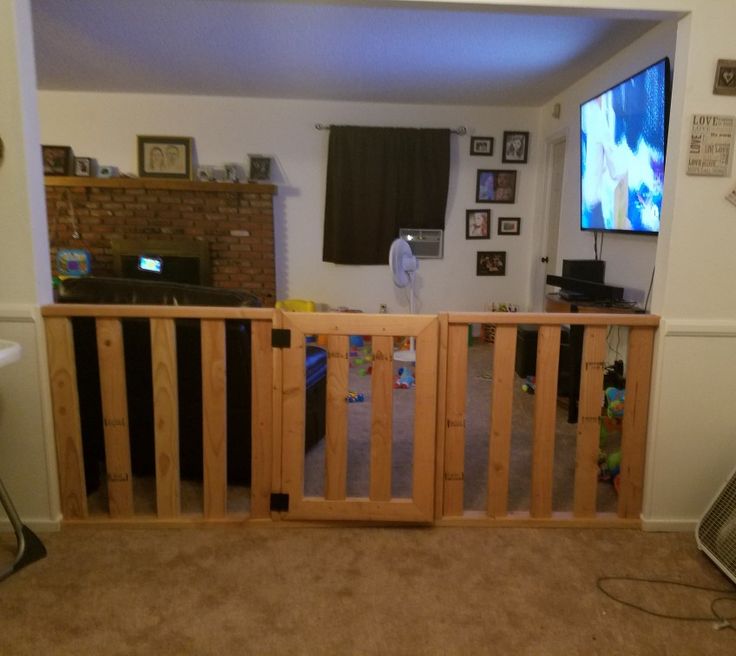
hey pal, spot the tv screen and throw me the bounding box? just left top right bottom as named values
left=580, top=58, right=670, bottom=235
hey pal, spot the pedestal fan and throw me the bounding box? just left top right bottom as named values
left=389, top=238, right=418, bottom=363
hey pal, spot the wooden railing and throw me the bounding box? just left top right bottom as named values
left=41, top=306, right=658, bottom=527
left=436, top=312, right=659, bottom=527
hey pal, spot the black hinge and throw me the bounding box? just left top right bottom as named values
left=270, top=493, right=290, bottom=512
left=271, top=328, right=291, bottom=348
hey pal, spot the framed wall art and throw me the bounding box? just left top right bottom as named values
left=470, top=136, right=494, bottom=156
left=476, top=169, right=517, bottom=203
left=74, top=157, right=92, bottom=177
left=137, top=135, right=193, bottom=179
left=498, top=217, right=520, bottom=235
left=714, top=59, right=736, bottom=96
left=248, top=155, right=271, bottom=181
left=476, top=251, right=506, bottom=276
left=466, top=209, right=491, bottom=239
left=502, top=131, right=529, bottom=163
left=42, top=145, right=74, bottom=176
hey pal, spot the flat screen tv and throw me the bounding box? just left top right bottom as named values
left=580, top=57, right=671, bottom=235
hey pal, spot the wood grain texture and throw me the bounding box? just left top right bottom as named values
left=433, top=314, right=449, bottom=519
left=45, top=175, right=276, bottom=194
left=150, top=318, right=180, bottom=518
left=442, top=323, right=467, bottom=517
left=96, top=318, right=134, bottom=518
left=201, top=320, right=227, bottom=519
left=487, top=325, right=517, bottom=518
left=573, top=326, right=607, bottom=518
left=446, top=312, right=659, bottom=327
left=271, top=310, right=284, bottom=496
left=250, top=319, right=274, bottom=519
left=280, top=315, right=306, bottom=504
left=325, top=335, right=349, bottom=501
left=286, top=312, right=435, bottom=337
left=530, top=325, right=561, bottom=518
left=45, top=317, right=88, bottom=519
left=618, top=327, right=655, bottom=519
left=42, top=304, right=274, bottom=321
left=370, top=335, right=393, bottom=502
left=412, top=327, right=441, bottom=516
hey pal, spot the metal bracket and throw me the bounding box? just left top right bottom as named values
left=270, top=493, right=289, bottom=512
left=271, top=328, right=291, bottom=348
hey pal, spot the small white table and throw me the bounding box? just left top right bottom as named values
left=0, top=339, right=46, bottom=582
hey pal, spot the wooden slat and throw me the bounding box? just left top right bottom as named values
left=280, top=316, right=306, bottom=502
left=250, top=319, right=274, bottom=519
left=45, top=317, right=87, bottom=519
left=442, top=323, right=467, bottom=516
left=150, top=318, right=180, bottom=519
left=325, top=335, right=349, bottom=500
left=370, top=335, right=394, bottom=501
left=446, top=312, right=659, bottom=328
left=573, top=326, right=607, bottom=517
left=487, top=325, right=517, bottom=518
left=618, top=327, right=656, bottom=518
left=434, top=314, right=449, bottom=519
left=530, top=325, right=561, bottom=518
left=42, top=304, right=275, bottom=321
left=201, top=319, right=227, bottom=519
left=95, top=318, right=134, bottom=518
left=402, top=316, right=438, bottom=515
left=271, top=310, right=284, bottom=495
left=286, top=312, right=436, bottom=337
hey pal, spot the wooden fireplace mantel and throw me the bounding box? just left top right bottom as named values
left=44, top=176, right=277, bottom=195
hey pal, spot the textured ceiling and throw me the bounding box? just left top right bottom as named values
left=31, top=0, right=665, bottom=106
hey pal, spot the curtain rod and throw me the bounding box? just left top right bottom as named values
left=315, top=123, right=467, bottom=135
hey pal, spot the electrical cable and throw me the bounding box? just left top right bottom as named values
left=597, top=576, right=736, bottom=631
left=594, top=231, right=598, bottom=260
left=644, top=266, right=655, bottom=313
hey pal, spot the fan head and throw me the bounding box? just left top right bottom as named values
left=389, top=238, right=418, bottom=288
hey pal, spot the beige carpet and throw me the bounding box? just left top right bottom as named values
left=1, top=525, right=735, bottom=655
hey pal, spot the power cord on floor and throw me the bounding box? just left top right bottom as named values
left=596, top=576, right=736, bottom=631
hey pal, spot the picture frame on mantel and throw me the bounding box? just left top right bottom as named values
left=42, top=145, right=74, bottom=176
left=137, top=135, right=193, bottom=180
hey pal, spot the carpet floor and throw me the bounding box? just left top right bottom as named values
left=1, top=525, right=735, bottom=655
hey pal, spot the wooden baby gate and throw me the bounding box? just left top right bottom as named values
left=41, top=305, right=658, bottom=527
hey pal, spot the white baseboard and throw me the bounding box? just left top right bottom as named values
left=0, top=516, right=61, bottom=533
left=642, top=517, right=698, bottom=532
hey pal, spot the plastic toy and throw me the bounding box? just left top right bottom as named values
left=521, top=375, right=536, bottom=394
left=346, top=391, right=364, bottom=403
left=394, top=367, right=415, bottom=388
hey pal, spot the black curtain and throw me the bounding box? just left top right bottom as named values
left=322, top=126, right=450, bottom=265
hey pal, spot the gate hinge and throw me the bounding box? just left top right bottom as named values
left=271, top=328, right=291, bottom=348
left=270, top=492, right=290, bottom=512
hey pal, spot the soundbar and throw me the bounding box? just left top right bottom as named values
left=546, top=274, right=624, bottom=303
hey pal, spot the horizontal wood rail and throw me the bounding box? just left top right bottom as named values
left=438, top=312, right=658, bottom=527
left=42, top=306, right=659, bottom=528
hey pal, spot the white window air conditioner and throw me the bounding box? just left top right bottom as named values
left=399, top=228, right=443, bottom=259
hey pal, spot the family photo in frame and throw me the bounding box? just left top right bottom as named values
left=498, top=217, right=521, bottom=235
left=466, top=209, right=490, bottom=239
left=502, top=131, right=529, bottom=163
left=138, top=135, right=193, bottom=179
left=476, top=251, right=506, bottom=276
left=470, top=136, right=494, bottom=156
left=476, top=169, right=517, bottom=203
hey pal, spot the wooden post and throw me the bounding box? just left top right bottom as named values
left=201, top=319, right=227, bottom=519
left=442, top=323, right=468, bottom=516
left=280, top=316, right=306, bottom=505
left=96, top=318, right=134, bottom=518
left=573, top=325, right=606, bottom=517
left=325, top=335, right=349, bottom=500
left=487, top=324, right=517, bottom=518
left=370, top=335, right=394, bottom=501
left=150, top=318, right=180, bottom=518
left=45, top=317, right=87, bottom=519
left=250, top=319, right=274, bottom=519
left=530, top=325, right=561, bottom=518
left=618, top=326, right=655, bottom=518
left=434, top=314, right=449, bottom=519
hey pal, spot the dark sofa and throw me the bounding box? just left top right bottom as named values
left=57, top=277, right=326, bottom=493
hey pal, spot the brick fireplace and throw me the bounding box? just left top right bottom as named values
left=45, top=177, right=277, bottom=305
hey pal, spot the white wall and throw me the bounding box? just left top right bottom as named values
left=37, top=92, right=542, bottom=313
left=0, top=0, right=59, bottom=529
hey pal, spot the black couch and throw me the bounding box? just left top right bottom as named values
left=57, top=277, right=326, bottom=493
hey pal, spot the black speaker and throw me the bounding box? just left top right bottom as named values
left=562, top=259, right=605, bottom=283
